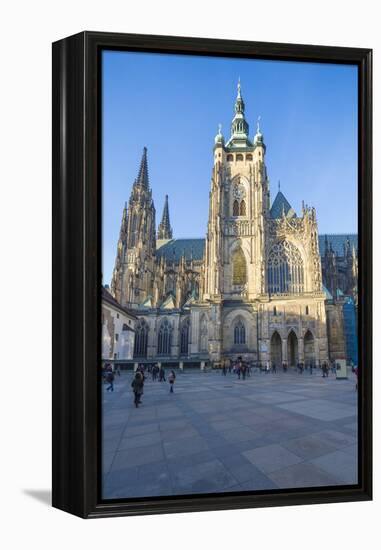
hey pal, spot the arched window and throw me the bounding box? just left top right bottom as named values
left=232, top=247, right=247, bottom=286
left=246, top=154, right=253, bottom=161
left=227, top=154, right=234, bottom=162
left=233, top=200, right=239, bottom=216
left=234, top=320, right=246, bottom=344
left=236, top=154, right=243, bottom=161
left=240, top=200, right=246, bottom=216
left=180, top=318, right=190, bottom=355
left=267, top=241, right=304, bottom=294
left=134, top=319, right=148, bottom=357
left=157, top=319, right=172, bottom=356
left=122, top=323, right=128, bottom=331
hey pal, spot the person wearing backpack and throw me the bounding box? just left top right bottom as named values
left=168, top=370, right=176, bottom=393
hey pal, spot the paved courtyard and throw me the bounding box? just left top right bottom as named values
left=102, top=368, right=358, bottom=499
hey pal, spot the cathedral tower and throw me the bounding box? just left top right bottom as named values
left=203, top=81, right=270, bottom=301
left=111, top=147, right=156, bottom=307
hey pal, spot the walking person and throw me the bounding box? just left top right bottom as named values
left=242, top=360, right=246, bottom=380
left=106, top=368, right=115, bottom=392
left=168, top=370, right=176, bottom=393
left=236, top=357, right=242, bottom=379
left=322, top=361, right=328, bottom=378
left=152, top=364, right=157, bottom=381
left=159, top=366, right=166, bottom=382
left=131, top=371, right=144, bottom=407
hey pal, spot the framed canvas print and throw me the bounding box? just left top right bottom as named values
left=52, top=32, right=372, bottom=518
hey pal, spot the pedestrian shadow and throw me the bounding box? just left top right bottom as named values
left=23, top=489, right=51, bottom=507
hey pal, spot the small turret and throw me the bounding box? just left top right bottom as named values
left=254, top=116, right=266, bottom=151
left=214, top=123, right=225, bottom=146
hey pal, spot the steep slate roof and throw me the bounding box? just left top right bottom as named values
left=318, top=234, right=357, bottom=256
left=155, top=234, right=358, bottom=262
left=156, top=238, right=205, bottom=262
left=270, top=191, right=296, bottom=219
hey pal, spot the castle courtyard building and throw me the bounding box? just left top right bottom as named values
left=110, top=83, right=358, bottom=368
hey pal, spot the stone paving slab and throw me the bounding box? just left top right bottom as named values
left=102, top=368, right=358, bottom=499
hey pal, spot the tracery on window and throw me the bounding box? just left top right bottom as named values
left=134, top=318, right=149, bottom=357
left=157, top=319, right=172, bottom=355
left=180, top=318, right=190, bottom=355
left=267, top=240, right=304, bottom=294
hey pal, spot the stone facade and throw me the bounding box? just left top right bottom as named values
left=110, top=83, right=358, bottom=367
left=102, top=287, right=137, bottom=361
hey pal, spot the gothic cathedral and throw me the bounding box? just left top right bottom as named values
left=110, top=82, right=358, bottom=367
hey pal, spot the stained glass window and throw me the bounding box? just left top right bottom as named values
left=134, top=319, right=148, bottom=357
left=232, top=248, right=247, bottom=286
left=267, top=240, right=304, bottom=294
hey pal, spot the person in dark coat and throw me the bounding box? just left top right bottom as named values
left=106, top=369, right=114, bottom=392
left=159, top=366, right=166, bottom=382
left=168, top=370, right=176, bottom=393
left=131, top=371, right=144, bottom=407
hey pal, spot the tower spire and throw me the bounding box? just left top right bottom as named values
left=157, top=194, right=173, bottom=240
left=226, top=79, right=252, bottom=147
left=136, top=146, right=149, bottom=188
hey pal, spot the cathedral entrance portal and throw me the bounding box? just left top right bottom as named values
left=304, top=330, right=315, bottom=366
left=287, top=331, right=298, bottom=367
left=270, top=332, right=282, bottom=367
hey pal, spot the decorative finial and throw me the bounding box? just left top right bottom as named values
left=278, top=180, right=280, bottom=192
left=257, top=115, right=261, bottom=134
left=218, top=123, right=222, bottom=134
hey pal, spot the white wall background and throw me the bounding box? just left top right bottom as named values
left=0, top=1, right=378, bottom=548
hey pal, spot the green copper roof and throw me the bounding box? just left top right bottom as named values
left=155, top=235, right=358, bottom=263
left=225, top=80, right=253, bottom=148
left=319, top=234, right=357, bottom=256
left=156, top=239, right=205, bottom=262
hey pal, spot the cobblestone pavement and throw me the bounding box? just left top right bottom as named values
left=102, top=368, right=358, bottom=499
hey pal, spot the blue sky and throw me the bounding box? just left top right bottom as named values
left=102, top=50, right=358, bottom=285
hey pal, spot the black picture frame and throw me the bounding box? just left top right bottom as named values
left=52, top=31, right=372, bottom=519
